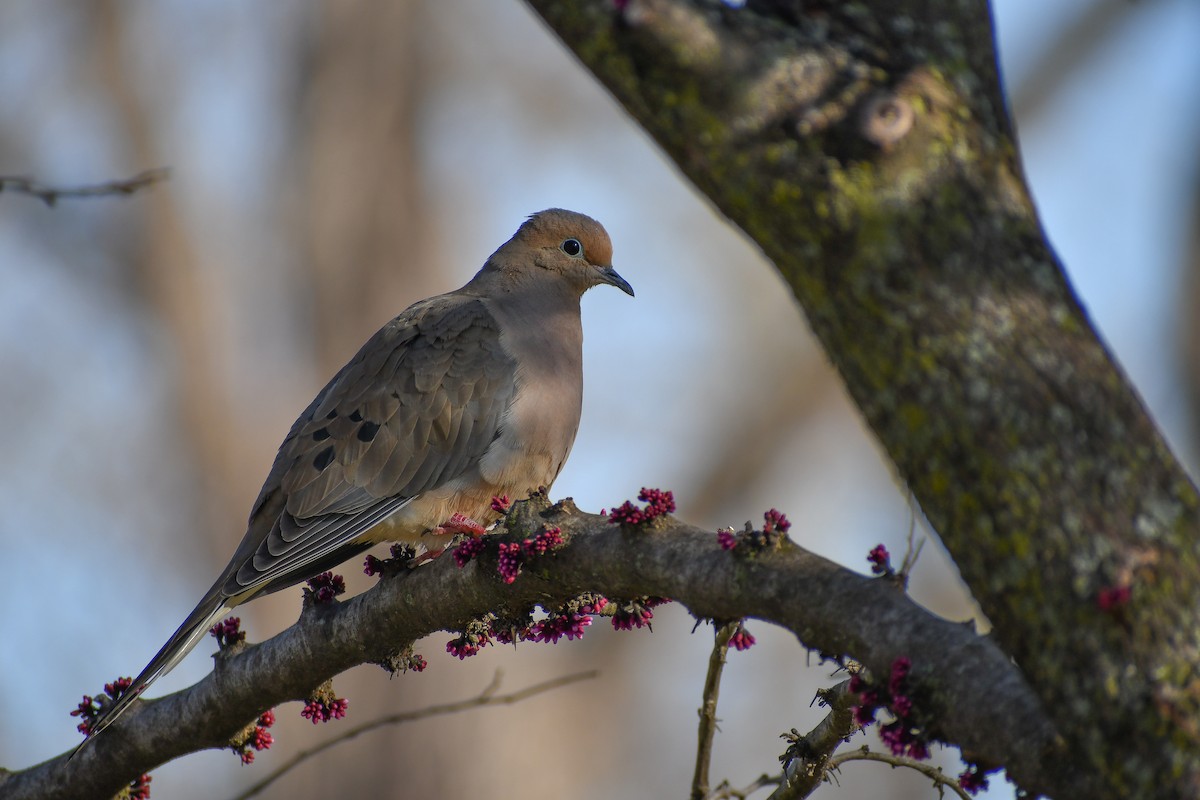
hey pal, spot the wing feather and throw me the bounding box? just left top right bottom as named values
left=223, top=295, right=517, bottom=600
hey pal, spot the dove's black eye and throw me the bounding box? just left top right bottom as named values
left=561, top=238, right=583, bottom=257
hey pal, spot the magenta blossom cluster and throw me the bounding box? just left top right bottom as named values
left=762, top=508, right=791, bottom=534
left=400, top=651, right=428, bottom=672
left=490, top=494, right=512, bottom=513
left=612, top=597, right=670, bottom=631
left=304, top=572, right=346, bottom=604
left=234, top=709, right=276, bottom=765
left=608, top=487, right=676, bottom=526
left=453, top=537, right=487, bottom=568
left=851, top=656, right=930, bottom=760
left=122, top=774, right=152, bottom=800
left=492, top=526, right=567, bottom=583
left=446, top=636, right=488, bottom=659
left=1097, top=584, right=1132, bottom=611
left=728, top=622, right=756, bottom=652
left=446, top=619, right=496, bottom=659
left=497, top=541, right=523, bottom=583
left=958, top=764, right=992, bottom=795
left=579, top=595, right=609, bottom=614
left=717, top=527, right=738, bottom=550
left=867, top=544, right=892, bottom=575
left=524, top=526, right=564, bottom=555
left=492, top=624, right=527, bottom=646
left=210, top=616, right=245, bottom=647
left=716, top=508, right=794, bottom=555
left=529, top=612, right=593, bottom=644
left=451, top=595, right=612, bottom=657
left=71, top=677, right=134, bottom=737
left=301, top=696, right=348, bottom=724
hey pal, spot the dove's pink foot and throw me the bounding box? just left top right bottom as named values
left=434, top=513, right=488, bottom=539
left=410, top=513, right=489, bottom=566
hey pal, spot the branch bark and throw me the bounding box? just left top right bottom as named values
left=0, top=497, right=1065, bottom=800
left=521, top=2, right=1200, bottom=797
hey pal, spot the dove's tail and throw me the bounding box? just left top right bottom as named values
left=75, top=590, right=233, bottom=751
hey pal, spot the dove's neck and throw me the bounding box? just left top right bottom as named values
left=485, top=284, right=583, bottom=366
left=479, top=277, right=586, bottom=492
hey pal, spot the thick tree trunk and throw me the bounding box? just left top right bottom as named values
left=524, top=1, right=1200, bottom=797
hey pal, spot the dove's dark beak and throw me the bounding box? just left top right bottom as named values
left=596, top=265, right=634, bottom=297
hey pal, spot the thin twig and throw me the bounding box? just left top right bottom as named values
left=228, top=669, right=598, bottom=800
left=0, top=168, right=169, bottom=207
left=828, top=747, right=971, bottom=800
left=898, top=493, right=926, bottom=586
left=692, top=621, right=738, bottom=800
left=768, top=680, right=859, bottom=800
left=706, top=773, right=781, bottom=800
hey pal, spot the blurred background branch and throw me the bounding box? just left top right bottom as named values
left=0, top=167, right=167, bottom=206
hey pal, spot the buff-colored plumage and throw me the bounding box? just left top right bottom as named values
left=88, top=209, right=633, bottom=739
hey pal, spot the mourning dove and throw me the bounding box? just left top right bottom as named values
left=87, top=208, right=633, bottom=739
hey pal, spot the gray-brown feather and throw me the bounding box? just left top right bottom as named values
left=225, top=295, right=517, bottom=596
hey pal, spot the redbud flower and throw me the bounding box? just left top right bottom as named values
left=71, top=677, right=136, bottom=738
left=496, top=541, right=523, bottom=583
left=301, top=696, right=348, bottom=724
left=612, top=597, right=669, bottom=630
left=304, top=572, right=346, bottom=605
left=958, top=765, right=991, bottom=795
left=446, top=620, right=494, bottom=659
left=210, top=617, right=245, bottom=647
left=579, top=596, right=608, bottom=614
left=762, top=508, right=791, bottom=533
left=125, top=774, right=152, bottom=800
left=728, top=624, right=756, bottom=651
left=523, top=526, right=564, bottom=556
left=446, top=638, right=481, bottom=659
left=609, top=488, right=676, bottom=526
left=868, top=544, right=891, bottom=574
left=453, top=537, right=487, bottom=568
left=529, top=612, right=593, bottom=644
left=1097, top=584, right=1132, bottom=611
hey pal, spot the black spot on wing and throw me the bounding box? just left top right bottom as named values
left=312, top=427, right=331, bottom=441
left=349, top=409, right=363, bottom=422
left=313, top=445, right=335, bottom=472
left=357, top=421, right=380, bottom=442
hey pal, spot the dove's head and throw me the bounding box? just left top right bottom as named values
left=485, top=208, right=634, bottom=298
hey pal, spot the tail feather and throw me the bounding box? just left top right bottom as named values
left=82, top=594, right=232, bottom=744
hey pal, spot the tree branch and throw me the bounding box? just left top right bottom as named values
left=2, top=496, right=1067, bottom=800
left=0, top=168, right=168, bottom=206
left=827, top=748, right=971, bottom=800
